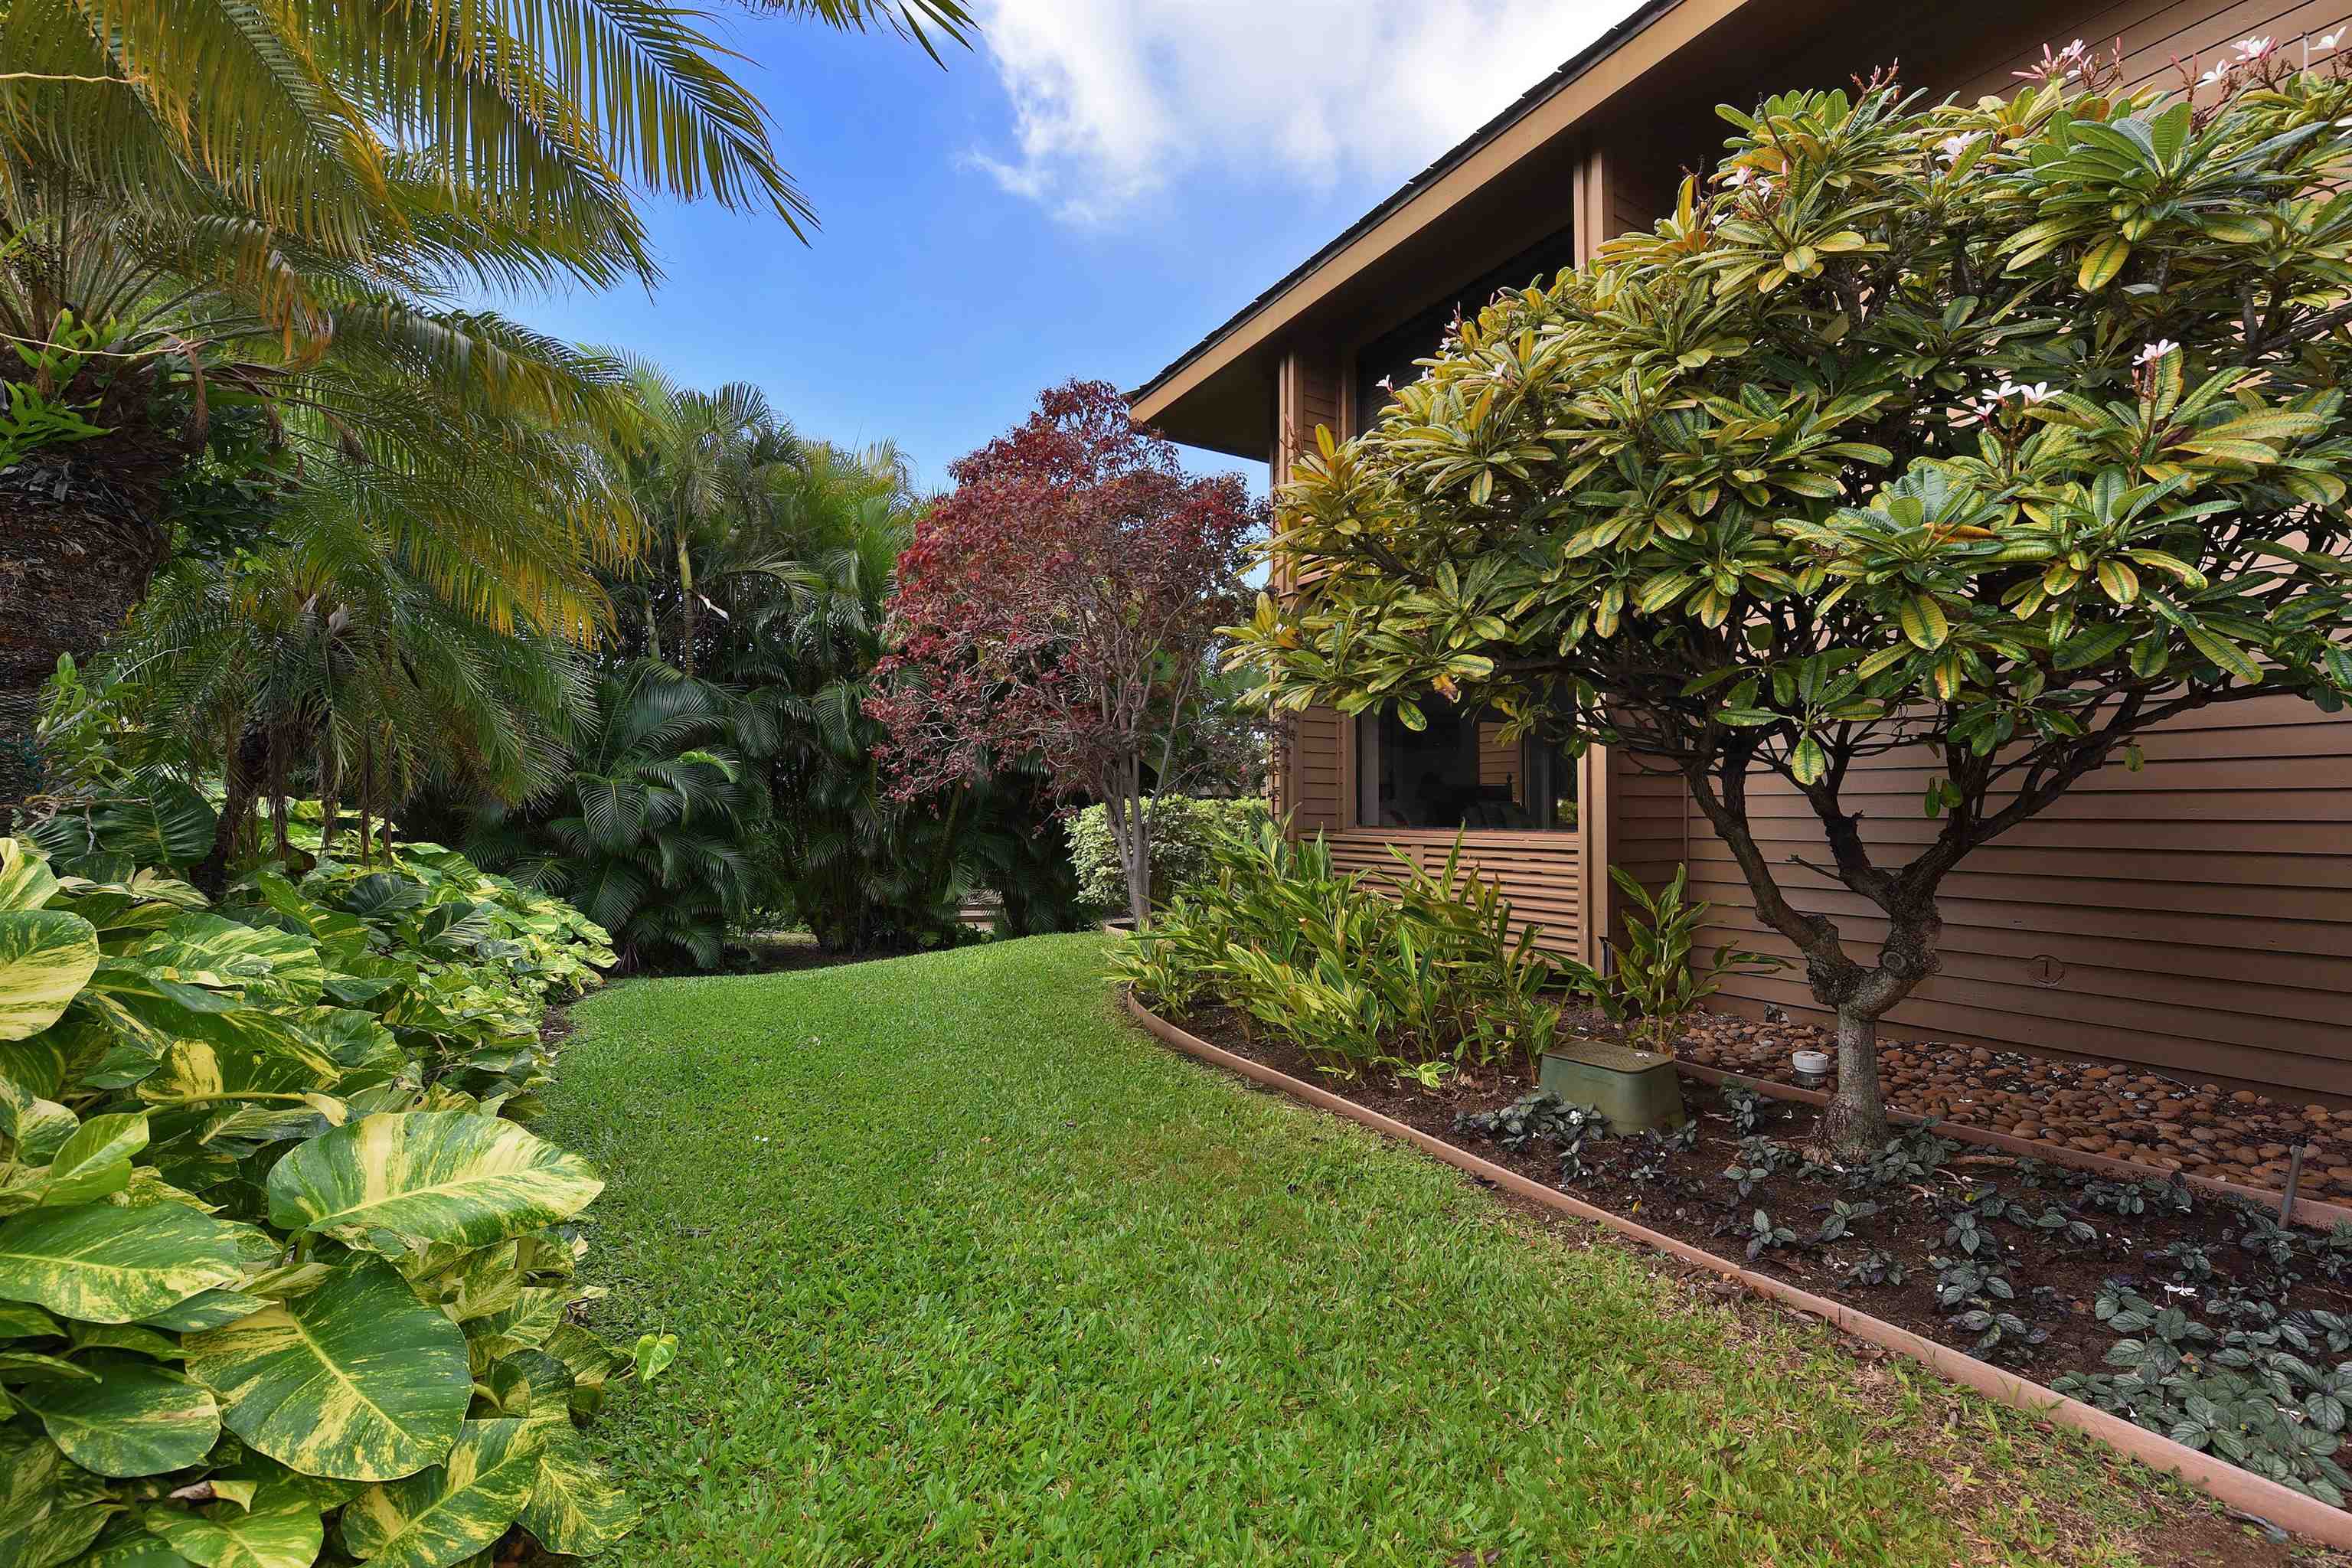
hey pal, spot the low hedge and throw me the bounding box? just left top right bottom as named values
left=1, top=789, right=662, bottom=1568
left=1063, top=795, right=1270, bottom=913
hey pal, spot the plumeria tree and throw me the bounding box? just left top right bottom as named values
left=869, top=381, right=1266, bottom=928
left=1232, top=43, right=2352, bottom=1158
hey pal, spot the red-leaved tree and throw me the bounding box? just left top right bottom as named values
left=868, top=380, right=1266, bottom=927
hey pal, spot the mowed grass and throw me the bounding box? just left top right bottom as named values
left=543, top=934, right=2245, bottom=1567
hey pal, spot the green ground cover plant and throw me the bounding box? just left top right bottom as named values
left=1, top=786, right=662, bottom=1567
left=545, top=933, right=2276, bottom=1566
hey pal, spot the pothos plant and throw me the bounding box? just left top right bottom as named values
left=0, top=798, right=668, bottom=1568
left=1232, top=44, right=2352, bottom=1160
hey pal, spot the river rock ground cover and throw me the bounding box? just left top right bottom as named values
left=541, top=935, right=2322, bottom=1566
left=1668, top=1012, right=2348, bottom=1200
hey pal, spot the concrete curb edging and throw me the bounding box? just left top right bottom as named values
left=1122, top=993, right=2352, bottom=1551
left=1671, top=1060, right=2352, bottom=1231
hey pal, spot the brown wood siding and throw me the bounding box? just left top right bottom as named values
left=1615, top=698, right=2352, bottom=1099
left=1325, top=829, right=1586, bottom=959
left=1275, top=349, right=1348, bottom=835
left=1950, top=0, right=2352, bottom=102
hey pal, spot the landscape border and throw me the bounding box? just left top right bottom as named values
left=1122, top=991, right=2352, bottom=1551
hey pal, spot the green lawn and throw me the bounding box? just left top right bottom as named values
left=542, top=933, right=2251, bottom=1566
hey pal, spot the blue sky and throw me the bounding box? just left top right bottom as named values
left=492, top=2, right=1632, bottom=492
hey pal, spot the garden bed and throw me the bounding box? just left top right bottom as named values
left=1657, top=1010, right=2352, bottom=1204
left=1148, top=1001, right=2352, bottom=1540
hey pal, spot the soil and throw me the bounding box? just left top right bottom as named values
left=1166, top=1004, right=2352, bottom=1557
left=1622, top=1008, right=2352, bottom=1204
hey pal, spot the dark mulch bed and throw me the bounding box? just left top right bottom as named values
left=1168, top=1004, right=2352, bottom=1504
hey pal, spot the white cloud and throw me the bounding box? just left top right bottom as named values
left=969, top=1, right=1639, bottom=223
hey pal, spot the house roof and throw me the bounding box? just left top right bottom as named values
left=1126, top=0, right=1720, bottom=452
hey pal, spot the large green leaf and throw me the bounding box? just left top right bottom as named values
left=0, top=838, right=60, bottom=912
left=0, top=1425, right=113, bottom=1568
left=139, top=1289, right=272, bottom=1334
left=0, top=1299, right=62, bottom=1338
left=184, top=1256, right=469, bottom=1481
left=0, top=1202, right=251, bottom=1324
left=266, top=1112, right=603, bottom=1250
left=142, top=1481, right=325, bottom=1568
left=76, top=782, right=220, bottom=871
left=0, top=908, right=101, bottom=1042
left=339, top=1418, right=540, bottom=1568
left=126, top=916, right=325, bottom=1010
left=40, top=1112, right=149, bottom=1206
left=17, top=1351, right=221, bottom=1477
left=133, top=1012, right=344, bottom=1109
left=75, top=1530, right=194, bottom=1567
left=519, top=1429, right=639, bottom=1556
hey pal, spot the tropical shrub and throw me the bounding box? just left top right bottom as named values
left=1112, top=825, right=1583, bottom=1078
left=459, top=661, right=766, bottom=972
left=1230, top=47, right=2352, bottom=1158
left=1599, top=866, right=1782, bottom=1046
left=0, top=801, right=665, bottom=1566
left=724, top=445, right=1083, bottom=952
left=1063, top=795, right=1270, bottom=913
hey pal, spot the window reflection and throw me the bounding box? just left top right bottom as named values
left=1356, top=705, right=1577, bottom=832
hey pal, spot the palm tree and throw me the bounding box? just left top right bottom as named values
left=0, top=0, right=972, bottom=807
left=608, top=364, right=807, bottom=675
left=99, top=465, right=591, bottom=887
left=727, top=443, right=1079, bottom=949
left=464, top=659, right=764, bottom=970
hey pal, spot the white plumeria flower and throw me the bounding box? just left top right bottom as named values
left=1939, top=132, right=1982, bottom=162
left=1374, top=374, right=1393, bottom=392
left=2322, top=30, right=2347, bottom=50
left=1997, top=380, right=2053, bottom=403
left=2202, top=61, right=2234, bottom=86
left=2235, top=35, right=2275, bottom=58
left=2136, top=338, right=2180, bottom=366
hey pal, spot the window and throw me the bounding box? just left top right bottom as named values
left=1356, top=705, right=1578, bottom=833
left=1352, top=220, right=1579, bottom=435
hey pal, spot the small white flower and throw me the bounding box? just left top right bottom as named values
left=1938, top=132, right=1982, bottom=162
left=2322, top=29, right=2347, bottom=51
left=1374, top=375, right=1393, bottom=392
left=2136, top=338, right=2180, bottom=365
left=2235, top=35, right=2275, bottom=58
left=1997, top=380, right=2053, bottom=403
left=2060, top=39, right=2086, bottom=59
left=2201, top=61, right=2233, bottom=86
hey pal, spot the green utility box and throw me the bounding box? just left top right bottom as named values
left=1537, top=1039, right=1686, bottom=1134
